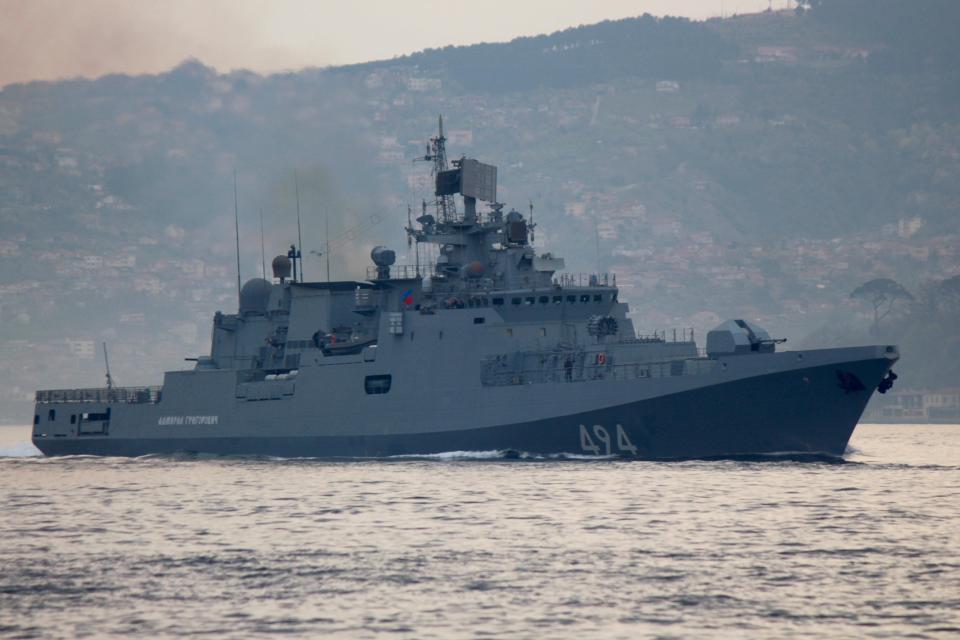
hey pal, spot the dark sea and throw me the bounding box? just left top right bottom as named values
left=1, top=423, right=958, bottom=639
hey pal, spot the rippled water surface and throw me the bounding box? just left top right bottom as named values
left=1, top=424, right=959, bottom=639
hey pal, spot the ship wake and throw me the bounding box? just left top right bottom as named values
left=386, top=450, right=619, bottom=461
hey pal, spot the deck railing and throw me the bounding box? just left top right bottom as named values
left=481, top=357, right=716, bottom=387
left=35, top=386, right=162, bottom=404
left=366, top=264, right=429, bottom=280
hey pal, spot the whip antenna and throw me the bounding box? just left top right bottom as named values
left=529, top=199, right=535, bottom=245
left=233, top=169, right=242, bottom=304
left=294, top=170, right=304, bottom=281
left=259, top=207, right=266, bottom=279
left=102, top=342, right=113, bottom=390
left=324, top=206, right=331, bottom=282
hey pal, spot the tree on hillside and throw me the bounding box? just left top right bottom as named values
left=933, top=275, right=960, bottom=315
left=850, top=278, right=913, bottom=334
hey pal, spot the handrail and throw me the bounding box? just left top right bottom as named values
left=366, top=264, right=429, bottom=280
left=481, top=357, right=715, bottom=387
left=35, top=386, right=162, bottom=404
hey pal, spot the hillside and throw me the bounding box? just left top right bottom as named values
left=0, top=2, right=958, bottom=420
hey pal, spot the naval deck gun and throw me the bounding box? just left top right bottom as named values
left=30, top=115, right=897, bottom=461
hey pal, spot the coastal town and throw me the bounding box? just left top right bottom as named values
left=1, top=11, right=957, bottom=421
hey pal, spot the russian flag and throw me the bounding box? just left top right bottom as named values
left=401, top=290, right=414, bottom=305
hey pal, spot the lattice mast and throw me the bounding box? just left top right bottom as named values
left=422, top=115, right=457, bottom=222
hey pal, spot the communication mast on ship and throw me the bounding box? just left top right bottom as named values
left=419, top=115, right=458, bottom=222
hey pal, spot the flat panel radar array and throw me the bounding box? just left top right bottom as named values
left=436, top=159, right=497, bottom=203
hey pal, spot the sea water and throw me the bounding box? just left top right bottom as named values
left=1, top=424, right=958, bottom=639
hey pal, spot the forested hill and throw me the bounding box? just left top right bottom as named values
left=376, top=15, right=738, bottom=92
left=0, top=0, right=958, bottom=420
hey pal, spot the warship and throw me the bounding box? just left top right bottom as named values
left=32, top=119, right=899, bottom=459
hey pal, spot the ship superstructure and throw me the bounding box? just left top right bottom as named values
left=32, top=119, right=899, bottom=458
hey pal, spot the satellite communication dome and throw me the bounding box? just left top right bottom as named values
left=239, top=278, right=272, bottom=314
left=371, top=246, right=396, bottom=267
left=272, top=255, right=292, bottom=280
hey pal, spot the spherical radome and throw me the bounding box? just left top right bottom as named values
left=239, top=278, right=272, bottom=313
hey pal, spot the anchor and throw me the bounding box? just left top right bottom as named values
left=877, top=370, right=898, bottom=394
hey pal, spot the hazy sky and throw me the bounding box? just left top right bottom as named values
left=1, top=0, right=780, bottom=87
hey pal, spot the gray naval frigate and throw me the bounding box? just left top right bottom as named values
left=32, top=119, right=899, bottom=459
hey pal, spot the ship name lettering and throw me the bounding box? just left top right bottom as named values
left=157, top=415, right=219, bottom=426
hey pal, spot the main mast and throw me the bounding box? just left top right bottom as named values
left=422, top=115, right=457, bottom=223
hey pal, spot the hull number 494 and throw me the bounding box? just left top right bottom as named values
left=579, top=424, right=638, bottom=456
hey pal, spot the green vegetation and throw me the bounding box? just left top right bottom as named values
left=0, top=1, right=958, bottom=420
left=850, top=278, right=914, bottom=335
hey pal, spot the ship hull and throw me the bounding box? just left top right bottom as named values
left=33, top=355, right=893, bottom=460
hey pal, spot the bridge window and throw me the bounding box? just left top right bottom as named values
left=566, top=295, right=576, bottom=303
left=538, top=296, right=549, bottom=304
left=48, top=409, right=56, bottom=421
left=511, top=297, right=521, bottom=305
left=70, top=415, right=76, bottom=424
left=593, top=294, right=602, bottom=302
left=493, top=298, right=504, bottom=306
left=552, top=296, right=562, bottom=304
left=524, top=297, right=535, bottom=305
left=33, top=414, right=39, bottom=425
left=580, top=294, right=590, bottom=303
left=473, top=317, right=485, bottom=324
left=364, top=375, right=392, bottom=395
